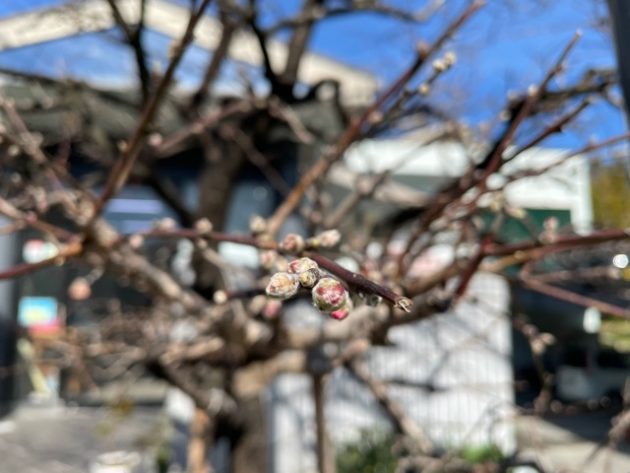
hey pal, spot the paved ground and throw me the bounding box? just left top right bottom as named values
left=517, top=410, right=630, bottom=473
left=0, top=402, right=164, bottom=473
left=1, top=401, right=629, bottom=472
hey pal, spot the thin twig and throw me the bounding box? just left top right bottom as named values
left=266, top=1, right=483, bottom=237
left=94, top=0, right=214, bottom=218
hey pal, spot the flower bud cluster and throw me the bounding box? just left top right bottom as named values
left=270, top=230, right=342, bottom=257
left=265, top=257, right=352, bottom=320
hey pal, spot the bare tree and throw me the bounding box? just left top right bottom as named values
left=0, top=1, right=629, bottom=472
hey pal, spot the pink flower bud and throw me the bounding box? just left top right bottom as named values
left=68, top=277, right=91, bottom=301
left=298, top=268, right=320, bottom=288
left=259, top=250, right=277, bottom=270
left=262, top=299, right=283, bottom=319
left=312, top=277, right=348, bottom=312
left=280, top=233, right=305, bottom=253
left=266, top=272, right=299, bottom=300
left=128, top=234, right=144, bottom=249
left=288, top=257, right=318, bottom=274
left=330, top=298, right=353, bottom=320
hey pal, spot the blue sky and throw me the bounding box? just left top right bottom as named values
left=0, top=0, right=625, bottom=154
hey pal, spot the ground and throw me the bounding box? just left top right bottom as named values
left=0, top=401, right=629, bottom=472
left=0, top=402, right=164, bottom=473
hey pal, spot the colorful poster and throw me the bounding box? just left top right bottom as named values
left=17, top=297, right=59, bottom=334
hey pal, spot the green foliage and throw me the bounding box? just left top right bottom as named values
left=591, top=161, right=630, bottom=228
left=336, top=430, right=506, bottom=473
left=459, top=444, right=504, bottom=464
left=600, top=318, right=630, bottom=352
left=336, top=430, right=397, bottom=473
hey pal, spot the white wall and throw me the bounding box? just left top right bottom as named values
left=343, top=139, right=594, bottom=232
left=268, top=273, right=515, bottom=473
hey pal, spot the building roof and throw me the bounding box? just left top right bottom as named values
left=0, top=0, right=379, bottom=104
left=342, top=138, right=594, bottom=233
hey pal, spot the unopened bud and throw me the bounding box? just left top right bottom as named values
left=506, top=206, right=526, bottom=220
left=266, top=272, right=299, bottom=300
left=531, top=338, right=546, bottom=355
left=155, top=217, right=177, bottom=232
left=148, top=132, right=163, bottom=147
left=432, top=58, right=447, bottom=72
left=195, top=218, right=213, bottom=234
left=249, top=215, right=267, bottom=235
left=443, top=51, right=457, bottom=67
left=262, top=299, right=283, bottom=319
left=213, top=290, right=228, bottom=304
left=539, top=333, right=556, bottom=346
left=274, top=256, right=289, bottom=272
left=280, top=233, right=305, bottom=253
left=259, top=250, right=277, bottom=270
left=68, top=277, right=91, bottom=301
left=128, top=234, right=144, bottom=249
left=309, top=229, right=341, bottom=249
left=288, top=257, right=319, bottom=274
left=298, top=268, right=320, bottom=288
left=312, top=277, right=349, bottom=312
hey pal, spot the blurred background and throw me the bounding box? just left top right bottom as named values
left=0, top=1, right=629, bottom=472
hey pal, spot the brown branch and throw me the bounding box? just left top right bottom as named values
left=324, top=170, right=390, bottom=229
left=307, top=252, right=413, bottom=312
left=132, top=226, right=412, bottom=311
left=106, top=0, right=150, bottom=103
left=266, top=0, right=483, bottom=237
left=485, top=227, right=630, bottom=258
left=267, top=98, right=315, bottom=144
left=526, top=266, right=620, bottom=284
left=451, top=236, right=493, bottom=302
left=94, top=0, right=213, bottom=218
left=504, top=131, right=630, bottom=183
left=519, top=278, right=630, bottom=319
left=0, top=241, right=82, bottom=280
left=154, top=98, right=258, bottom=158
left=187, top=408, right=214, bottom=473
left=397, top=30, right=583, bottom=274
left=313, top=373, right=335, bottom=473
left=189, top=12, right=236, bottom=109
left=219, top=125, right=292, bottom=196
left=280, top=0, right=323, bottom=89
left=266, top=1, right=439, bottom=34
left=247, top=0, right=283, bottom=96
left=504, top=97, right=591, bottom=163
left=449, top=131, right=630, bottom=248
left=159, top=361, right=237, bottom=418
left=346, top=359, right=434, bottom=454
left=0, top=196, right=75, bottom=242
